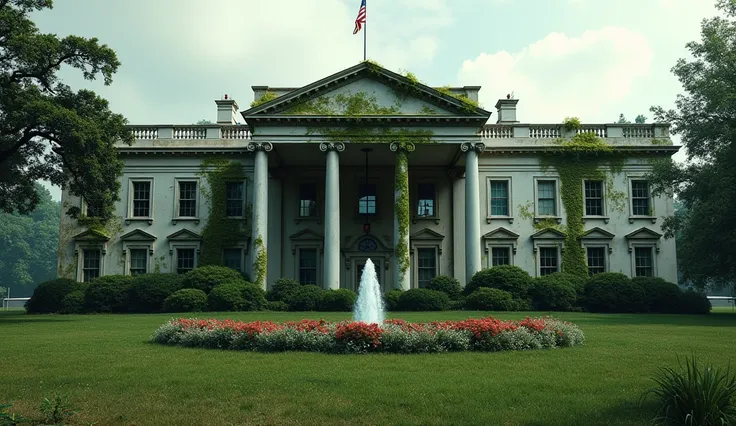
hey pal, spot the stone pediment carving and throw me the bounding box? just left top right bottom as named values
left=166, top=229, right=202, bottom=241
left=531, top=228, right=566, bottom=240
left=581, top=227, right=615, bottom=240
left=625, top=227, right=662, bottom=240
left=482, top=227, right=520, bottom=240
left=410, top=228, right=445, bottom=240
left=289, top=228, right=324, bottom=242
left=343, top=234, right=393, bottom=252
left=72, top=229, right=110, bottom=241
left=120, top=229, right=157, bottom=241
left=241, top=62, right=491, bottom=123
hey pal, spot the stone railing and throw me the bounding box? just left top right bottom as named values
left=480, top=123, right=669, bottom=139
left=128, top=125, right=252, bottom=140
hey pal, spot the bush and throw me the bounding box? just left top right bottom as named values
left=530, top=274, right=578, bottom=311
left=465, top=265, right=533, bottom=299
left=163, top=288, right=208, bottom=312
left=266, top=278, right=301, bottom=302
left=633, top=277, right=682, bottom=314
left=241, top=283, right=267, bottom=311
left=583, top=272, right=647, bottom=313
left=25, top=278, right=86, bottom=314
left=128, top=273, right=184, bottom=313
left=398, top=289, right=449, bottom=311
left=383, top=290, right=402, bottom=311
left=319, top=289, right=357, bottom=312
left=465, top=288, right=514, bottom=311
left=59, top=290, right=85, bottom=314
left=678, top=291, right=712, bottom=315
left=208, top=281, right=248, bottom=311
left=426, top=275, right=462, bottom=300
left=84, top=275, right=136, bottom=313
left=448, top=298, right=465, bottom=311
left=265, top=300, right=289, bottom=311
left=284, top=285, right=323, bottom=311
left=181, top=265, right=245, bottom=293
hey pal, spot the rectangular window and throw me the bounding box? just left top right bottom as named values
left=632, top=180, right=650, bottom=216
left=176, top=248, right=195, bottom=274
left=416, top=183, right=436, bottom=217
left=178, top=181, right=197, bottom=217
left=82, top=249, right=101, bottom=282
left=537, top=180, right=557, bottom=216
left=584, top=181, right=604, bottom=216
left=223, top=248, right=242, bottom=272
left=417, top=248, right=437, bottom=288
left=539, top=247, right=558, bottom=276
left=299, top=183, right=318, bottom=217
left=129, top=249, right=148, bottom=276
left=490, top=180, right=509, bottom=216
left=132, top=181, right=151, bottom=217
left=634, top=247, right=653, bottom=277
left=586, top=247, right=605, bottom=276
left=491, top=247, right=510, bottom=266
left=299, top=248, right=318, bottom=285
left=358, top=183, right=377, bottom=215
left=225, top=182, right=244, bottom=217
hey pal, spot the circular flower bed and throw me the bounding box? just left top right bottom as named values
left=150, top=316, right=584, bottom=354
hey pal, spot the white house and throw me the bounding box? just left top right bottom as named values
left=57, top=62, right=679, bottom=292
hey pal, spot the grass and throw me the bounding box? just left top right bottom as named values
left=1, top=309, right=735, bottom=425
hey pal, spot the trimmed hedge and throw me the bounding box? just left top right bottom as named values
left=266, top=278, right=301, bottom=302
left=284, top=285, right=323, bottom=311
left=59, top=290, right=85, bottom=314
left=318, top=289, right=357, bottom=312
left=583, top=273, right=647, bottom=313
left=25, top=278, right=87, bottom=314
left=465, top=265, right=533, bottom=299
left=208, top=281, right=249, bottom=311
left=426, top=275, right=463, bottom=300
left=181, top=265, right=245, bottom=293
left=384, top=290, right=402, bottom=311
left=530, top=274, right=578, bottom=311
left=163, top=288, right=208, bottom=313
left=129, top=273, right=184, bottom=313
left=84, top=275, right=136, bottom=313
left=633, top=277, right=682, bottom=313
left=677, top=291, right=712, bottom=314
left=241, top=283, right=267, bottom=311
left=465, top=288, right=514, bottom=311
left=398, top=289, right=450, bottom=311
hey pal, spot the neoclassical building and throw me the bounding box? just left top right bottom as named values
left=57, top=62, right=679, bottom=291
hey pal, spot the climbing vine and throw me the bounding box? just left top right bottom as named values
left=252, top=234, right=267, bottom=287
left=394, top=148, right=410, bottom=277
left=251, top=91, right=277, bottom=108
left=197, top=159, right=251, bottom=266
left=283, top=91, right=401, bottom=115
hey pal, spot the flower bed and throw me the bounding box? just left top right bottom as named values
left=150, top=316, right=584, bottom=354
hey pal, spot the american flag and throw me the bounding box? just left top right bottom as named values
left=353, top=0, right=366, bottom=34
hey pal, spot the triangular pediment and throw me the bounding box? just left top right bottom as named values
left=167, top=229, right=202, bottom=241
left=625, top=227, right=662, bottom=240
left=289, top=229, right=324, bottom=241
left=482, top=227, right=520, bottom=240
left=73, top=229, right=110, bottom=241
left=242, top=62, right=491, bottom=121
left=120, top=229, right=157, bottom=241
left=410, top=228, right=445, bottom=240
left=581, top=227, right=615, bottom=240
left=531, top=228, right=566, bottom=240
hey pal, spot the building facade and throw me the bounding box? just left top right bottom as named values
left=57, top=62, right=679, bottom=292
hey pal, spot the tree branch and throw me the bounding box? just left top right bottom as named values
left=0, top=128, right=59, bottom=164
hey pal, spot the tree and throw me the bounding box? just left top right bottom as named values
left=616, top=113, right=648, bottom=124
left=195, top=119, right=213, bottom=125
left=0, top=183, right=60, bottom=297
left=648, top=0, right=736, bottom=291
left=0, top=0, right=133, bottom=222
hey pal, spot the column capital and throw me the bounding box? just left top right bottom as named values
left=460, top=142, right=485, bottom=154
left=389, top=141, right=416, bottom=153
left=319, top=142, right=345, bottom=152
left=247, top=142, right=273, bottom=152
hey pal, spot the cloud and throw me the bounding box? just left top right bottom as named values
left=457, top=26, right=653, bottom=123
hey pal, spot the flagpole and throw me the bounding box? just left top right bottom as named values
left=363, top=2, right=367, bottom=61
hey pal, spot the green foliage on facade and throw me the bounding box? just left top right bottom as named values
left=435, top=86, right=480, bottom=113
left=250, top=91, right=277, bottom=108
left=394, top=149, right=410, bottom=276
left=309, top=127, right=435, bottom=144
left=562, top=117, right=583, bottom=131
left=252, top=234, right=267, bottom=287
left=197, top=159, right=251, bottom=266
left=283, top=91, right=401, bottom=115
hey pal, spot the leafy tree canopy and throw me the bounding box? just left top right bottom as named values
left=0, top=0, right=132, bottom=221
left=616, top=113, right=648, bottom=124
left=649, top=0, right=736, bottom=290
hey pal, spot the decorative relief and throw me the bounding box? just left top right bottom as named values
left=389, top=141, right=416, bottom=153
left=460, top=142, right=485, bottom=153
left=319, top=142, right=346, bottom=152
left=246, top=142, right=273, bottom=152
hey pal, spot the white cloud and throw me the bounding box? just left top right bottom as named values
left=457, top=26, right=653, bottom=123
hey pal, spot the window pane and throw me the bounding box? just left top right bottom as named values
left=634, top=247, right=653, bottom=277
left=584, top=181, right=603, bottom=216
left=132, top=182, right=151, bottom=217
left=586, top=247, right=605, bottom=276
left=129, top=249, right=148, bottom=276
left=179, top=181, right=197, bottom=217
left=632, top=180, right=650, bottom=216
left=417, top=183, right=435, bottom=217
left=490, top=181, right=509, bottom=216
left=177, top=249, right=195, bottom=274
left=226, top=182, right=244, bottom=217
left=539, top=247, right=558, bottom=276
left=298, top=183, right=318, bottom=217
left=83, top=249, right=101, bottom=282
left=417, top=248, right=436, bottom=288
left=358, top=184, right=376, bottom=215
left=491, top=247, right=510, bottom=266
left=299, top=249, right=318, bottom=285
left=223, top=248, right=242, bottom=272
left=537, top=181, right=556, bottom=216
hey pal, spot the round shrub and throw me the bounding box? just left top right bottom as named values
left=583, top=272, right=647, bottom=313
left=426, top=275, right=462, bottom=300
left=208, top=281, right=247, bottom=311
left=284, top=285, right=323, bottom=311
left=465, top=265, right=533, bottom=299
left=129, top=273, right=184, bottom=313
left=633, top=277, right=682, bottom=313
left=530, top=274, right=578, bottom=311
left=677, top=291, right=712, bottom=314
left=84, top=275, right=136, bottom=313
left=266, top=278, right=301, bottom=302
left=241, top=283, right=267, bottom=311
left=265, top=300, right=289, bottom=311
left=25, top=278, right=86, bottom=314
left=448, top=298, right=466, bottom=311
left=398, top=289, right=449, bottom=311
left=181, top=265, right=245, bottom=293
left=163, top=288, right=208, bottom=312
left=384, top=290, right=402, bottom=311
left=59, top=290, right=86, bottom=314
left=465, top=288, right=514, bottom=311
left=318, top=289, right=357, bottom=312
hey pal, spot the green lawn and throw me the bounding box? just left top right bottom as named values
left=1, top=309, right=735, bottom=426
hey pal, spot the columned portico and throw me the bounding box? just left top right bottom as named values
left=390, top=141, right=414, bottom=290
left=320, top=142, right=345, bottom=290
left=461, top=142, right=484, bottom=282
left=248, top=141, right=272, bottom=289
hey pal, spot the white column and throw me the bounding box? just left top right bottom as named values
left=248, top=142, right=272, bottom=289
left=461, top=142, right=484, bottom=283
left=320, top=142, right=345, bottom=290
left=390, top=142, right=414, bottom=290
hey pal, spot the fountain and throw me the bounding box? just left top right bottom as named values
left=352, top=258, right=386, bottom=324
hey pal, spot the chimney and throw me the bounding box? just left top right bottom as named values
left=494, top=98, right=519, bottom=124
left=215, top=96, right=239, bottom=124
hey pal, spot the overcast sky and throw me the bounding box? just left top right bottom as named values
left=33, top=0, right=717, bottom=200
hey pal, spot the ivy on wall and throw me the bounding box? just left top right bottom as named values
left=252, top=234, right=267, bottom=287
left=250, top=91, right=277, bottom=108
left=394, top=147, right=411, bottom=276
left=197, top=159, right=251, bottom=267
